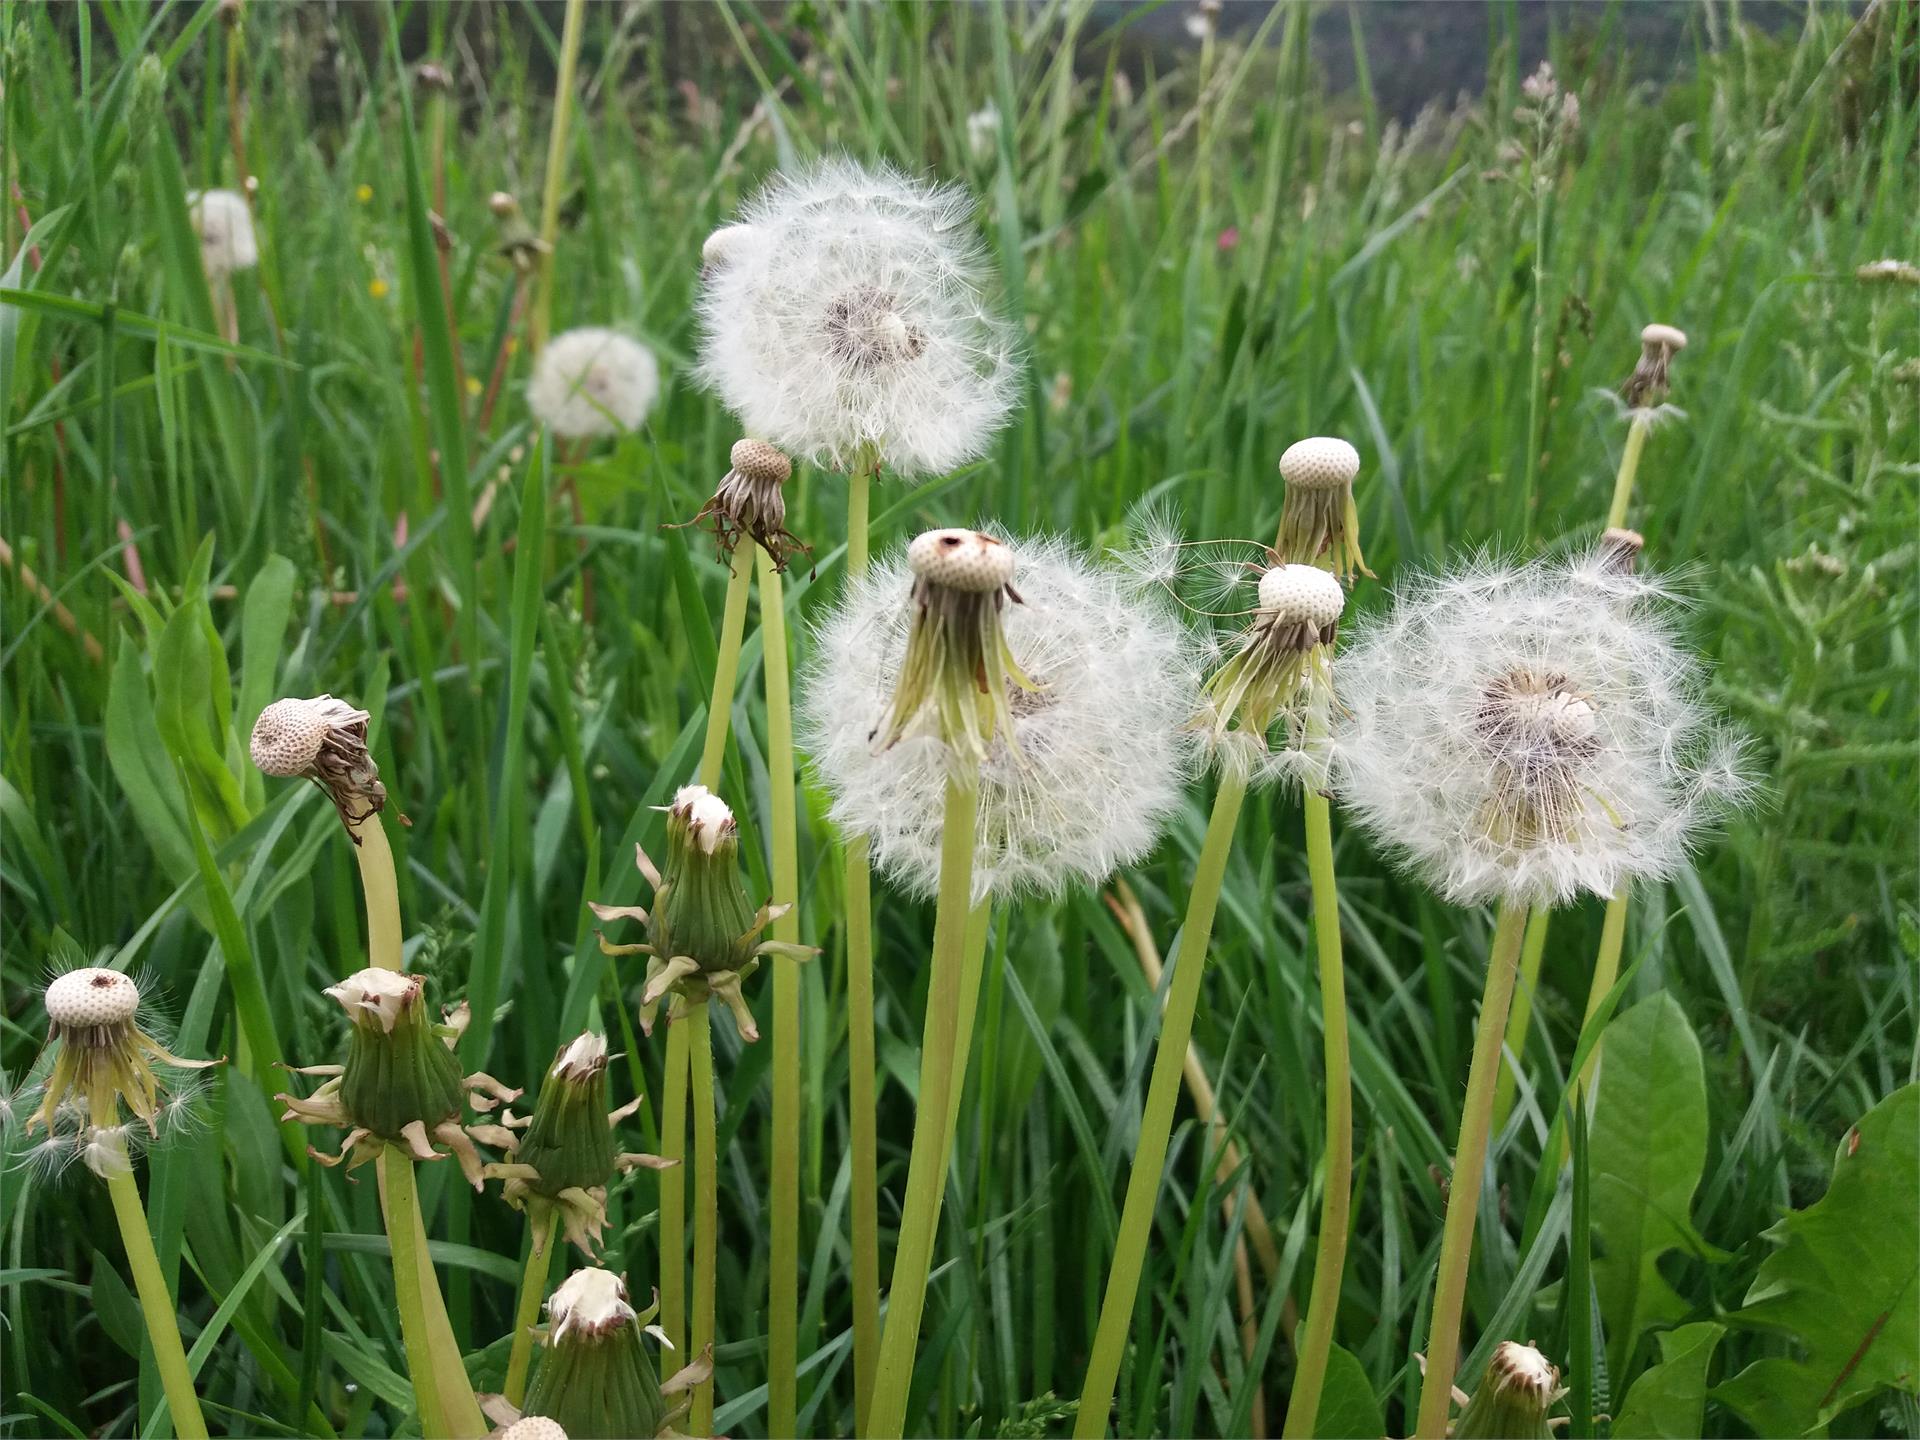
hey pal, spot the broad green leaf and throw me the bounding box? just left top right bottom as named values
left=238, top=555, right=297, bottom=807
left=1715, top=1084, right=1919, bottom=1438
left=1589, top=992, right=1714, bottom=1379
left=106, top=642, right=195, bottom=886
left=153, top=584, right=249, bottom=840
left=1315, top=1341, right=1386, bottom=1440
left=1611, top=1322, right=1724, bottom=1439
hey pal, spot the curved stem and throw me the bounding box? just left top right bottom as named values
left=1076, top=774, right=1249, bottom=1439
left=1490, top=907, right=1553, bottom=1137
left=757, top=546, right=804, bottom=1438
left=1280, top=788, right=1351, bottom=1439
left=380, top=1148, right=444, bottom=1438
left=867, top=773, right=982, bottom=1439
left=1413, top=900, right=1529, bottom=1439
left=689, top=1002, right=719, bottom=1435
left=97, top=1105, right=207, bottom=1440
left=699, top=550, right=755, bottom=791
left=503, top=1211, right=559, bottom=1408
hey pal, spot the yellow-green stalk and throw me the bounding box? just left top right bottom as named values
left=528, top=0, right=585, bottom=354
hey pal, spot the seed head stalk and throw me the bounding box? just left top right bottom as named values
left=1491, top=907, right=1554, bottom=1136
left=528, top=0, right=585, bottom=354
left=867, top=771, right=983, bottom=1439
left=689, top=1001, right=720, bottom=1436
left=1280, top=775, right=1352, bottom=1438
left=1413, top=899, right=1529, bottom=1440
left=93, top=1091, right=208, bottom=1440
left=1076, top=772, right=1249, bottom=1439
left=380, top=1146, right=445, bottom=1438
left=503, top=1211, right=560, bottom=1407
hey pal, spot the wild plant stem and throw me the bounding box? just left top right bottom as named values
left=1575, top=893, right=1629, bottom=1096
left=1075, top=773, right=1249, bottom=1439
left=843, top=460, right=882, bottom=1434
left=756, top=544, right=804, bottom=1438
left=867, top=772, right=982, bottom=1440
left=699, top=550, right=754, bottom=790
left=348, top=813, right=404, bottom=973
left=1605, top=414, right=1652, bottom=531
left=689, top=1001, right=719, bottom=1436
left=503, top=1211, right=559, bottom=1408
left=1280, top=786, right=1351, bottom=1440
left=1519, top=140, right=1550, bottom=541
left=95, top=1096, right=207, bottom=1440
left=529, top=0, right=585, bottom=354
left=1413, top=899, right=1530, bottom=1439
left=379, top=1147, right=444, bottom=1439
left=1490, top=907, right=1553, bottom=1137
left=659, top=1021, right=689, bottom=1356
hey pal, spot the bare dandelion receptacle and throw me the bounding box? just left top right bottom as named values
left=1276, top=436, right=1371, bottom=580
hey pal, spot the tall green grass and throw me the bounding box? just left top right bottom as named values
left=2, top=3, right=1915, bottom=1437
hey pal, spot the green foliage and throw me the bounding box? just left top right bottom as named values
left=1612, top=1322, right=1724, bottom=1440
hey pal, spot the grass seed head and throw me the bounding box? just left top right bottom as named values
left=530, top=327, right=660, bottom=439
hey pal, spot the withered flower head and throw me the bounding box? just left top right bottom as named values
left=674, top=438, right=809, bottom=573
left=1275, top=436, right=1371, bottom=581
left=250, top=695, right=388, bottom=836
left=1451, top=1340, right=1566, bottom=1439
left=1622, top=322, right=1688, bottom=410
left=521, top=1267, right=710, bottom=1440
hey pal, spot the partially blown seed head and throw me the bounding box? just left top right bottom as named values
left=1200, top=562, right=1347, bottom=786
left=1623, top=321, right=1688, bottom=409
left=530, top=328, right=660, bottom=439
left=188, top=189, right=258, bottom=278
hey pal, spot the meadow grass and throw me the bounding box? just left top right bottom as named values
left=2, top=2, right=1916, bottom=1437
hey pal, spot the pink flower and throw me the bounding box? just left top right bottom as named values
left=1217, top=226, right=1240, bottom=252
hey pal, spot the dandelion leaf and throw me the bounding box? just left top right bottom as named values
left=1610, top=1321, right=1723, bottom=1439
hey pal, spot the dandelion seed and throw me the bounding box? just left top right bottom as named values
left=530, top=327, right=660, bottom=439
left=696, top=157, right=1021, bottom=476
left=965, top=104, right=1001, bottom=161
left=188, top=189, right=258, bottom=279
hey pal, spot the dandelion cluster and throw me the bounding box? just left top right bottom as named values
left=697, top=157, right=1020, bottom=476
left=1332, top=551, right=1750, bottom=907
left=529, top=327, right=660, bottom=438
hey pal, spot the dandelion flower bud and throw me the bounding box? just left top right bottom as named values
left=25, top=968, right=219, bottom=1176
left=489, top=190, right=520, bottom=218
left=1333, top=553, right=1752, bottom=907
left=592, top=787, right=816, bottom=1039
left=1452, top=1341, right=1566, bottom=1440
left=674, top=438, right=809, bottom=572
left=522, top=1267, right=709, bottom=1440
left=251, top=694, right=389, bottom=833
left=696, top=157, right=1021, bottom=477
left=530, top=327, right=660, bottom=439
left=1622, top=321, right=1688, bottom=409
left=1275, top=436, right=1371, bottom=580
left=187, top=188, right=258, bottom=280
left=1199, top=562, right=1345, bottom=783
left=802, top=535, right=1198, bottom=902
left=484, top=1031, right=671, bottom=1257
left=276, top=969, right=520, bottom=1186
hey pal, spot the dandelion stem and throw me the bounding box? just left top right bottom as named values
left=868, top=771, right=982, bottom=1440
left=379, top=1147, right=444, bottom=1439
left=659, top=1021, right=689, bottom=1356
left=349, top=812, right=404, bottom=972
left=1491, top=907, right=1553, bottom=1137
left=1280, top=785, right=1352, bottom=1440
left=1413, top=899, right=1530, bottom=1440
left=96, top=1096, right=207, bottom=1440
left=528, top=0, right=585, bottom=354
left=699, top=550, right=755, bottom=790
left=503, top=1211, right=559, bottom=1408
left=756, top=544, right=805, bottom=1439
left=1076, top=773, right=1249, bottom=1440
left=843, top=455, right=883, bottom=1434
left=689, top=1000, right=720, bottom=1435
left=1605, top=415, right=1652, bottom=531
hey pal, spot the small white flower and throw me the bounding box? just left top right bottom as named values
left=696, top=157, right=1021, bottom=477
left=1332, top=552, right=1751, bottom=908
left=801, top=533, right=1199, bottom=902
left=530, top=327, right=660, bottom=439
left=188, top=189, right=258, bottom=279
left=965, top=104, right=1001, bottom=161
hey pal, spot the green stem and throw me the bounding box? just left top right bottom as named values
left=1605, top=415, right=1652, bottom=532
left=699, top=549, right=755, bottom=790
left=1575, top=892, right=1628, bottom=1094
left=941, top=904, right=994, bottom=1150
left=1075, top=774, right=1249, bottom=1440
left=348, top=812, right=404, bottom=973
left=504, top=1211, right=558, bottom=1408
left=1280, top=787, right=1352, bottom=1439
left=1490, top=907, right=1553, bottom=1137
left=867, top=773, right=983, bottom=1439
left=380, top=1147, right=444, bottom=1439
left=689, top=1002, right=719, bottom=1435
left=757, top=545, right=804, bottom=1438
left=659, top=1021, right=689, bottom=1356
left=528, top=0, right=585, bottom=353
left=1413, top=899, right=1530, bottom=1439
left=843, top=459, right=882, bottom=1435
left=98, top=1107, right=207, bottom=1440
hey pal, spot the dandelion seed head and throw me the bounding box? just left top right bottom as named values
left=548, top=1267, right=636, bottom=1342
left=500, top=1419, right=570, bottom=1440
left=188, top=189, right=257, bottom=278
left=802, top=534, right=1199, bottom=902
left=250, top=695, right=365, bottom=777
left=1277, top=436, right=1360, bottom=493
left=530, top=328, right=659, bottom=439
left=729, top=438, right=790, bottom=486
left=1257, top=563, right=1346, bottom=628
left=907, top=528, right=1015, bottom=593
left=1332, top=551, right=1751, bottom=907
left=669, top=785, right=735, bottom=855
left=45, top=968, right=140, bottom=1032
left=696, top=157, right=1021, bottom=477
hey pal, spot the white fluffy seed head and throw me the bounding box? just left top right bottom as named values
left=1257, top=564, right=1346, bottom=628
left=45, top=968, right=141, bottom=1030
left=1332, top=552, right=1752, bottom=908
left=547, top=1267, right=635, bottom=1342
left=322, top=967, right=422, bottom=1034
left=670, top=785, right=735, bottom=854
left=530, top=328, right=660, bottom=439
left=250, top=695, right=367, bottom=777
left=696, top=157, right=1021, bottom=477
left=188, top=189, right=258, bottom=278
left=729, top=438, right=790, bottom=485
left=802, top=533, right=1200, bottom=903
left=907, top=528, right=1015, bottom=593
left=1640, top=322, right=1688, bottom=351
left=1278, top=436, right=1360, bottom=492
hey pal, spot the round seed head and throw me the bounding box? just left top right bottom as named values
left=547, top=1267, right=636, bottom=1343
left=1257, top=564, right=1346, bottom=628
left=907, top=528, right=1015, bottom=593
left=45, top=968, right=140, bottom=1031
left=701, top=222, right=756, bottom=270
left=500, top=1418, right=569, bottom=1440
left=1640, top=323, right=1687, bottom=351
left=1278, top=436, right=1360, bottom=492
left=670, top=784, right=735, bottom=855
left=729, top=438, right=791, bottom=486
left=250, top=697, right=333, bottom=776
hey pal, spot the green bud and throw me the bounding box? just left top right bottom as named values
left=516, top=1032, right=618, bottom=1196
left=1452, top=1341, right=1565, bottom=1440
left=330, top=968, right=465, bottom=1139
left=525, top=1268, right=690, bottom=1440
